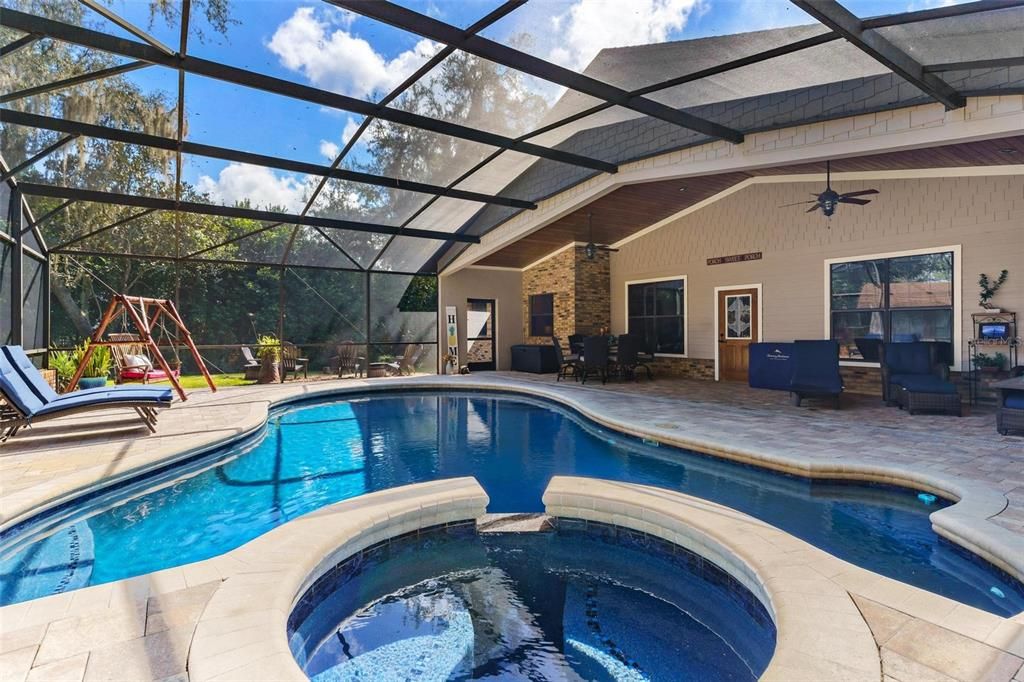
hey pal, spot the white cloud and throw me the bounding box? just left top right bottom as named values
left=267, top=7, right=440, bottom=99
left=196, top=163, right=311, bottom=212
left=318, top=140, right=340, bottom=161
left=548, top=0, right=701, bottom=70
left=318, top=116, right=364, bottom=161
left=342, top=117, right=361, bottom=144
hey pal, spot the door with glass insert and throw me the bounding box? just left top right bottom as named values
left=717, top=288, right=758, bottom=381
left=466, top=299, right=496, bottom=371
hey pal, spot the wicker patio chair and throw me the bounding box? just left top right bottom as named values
left=996, top=366, right=1024, bottom=435
left=551, top=336, right=579, bottom=382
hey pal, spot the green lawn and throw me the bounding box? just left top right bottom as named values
left=177, top=373, right=253, bottom=389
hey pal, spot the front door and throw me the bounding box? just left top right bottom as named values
left=717, top=288, right=758, bottom=381
left=466, top=299, right=496, bottom=371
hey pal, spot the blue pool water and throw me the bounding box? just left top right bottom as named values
left=1, top=391, right=1023, bottom=616
left=289, top=525, right=776, bottom=681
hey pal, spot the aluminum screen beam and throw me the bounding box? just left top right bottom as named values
left=17, top=183, right=482, bottom=244
left=0, top=109, right=538, bottom=209
left=0, top=33, right=40, bottom=58
left=0, top=9, right=617, bottom=174
left=332, top=0, right=745, bottom=144
left=0, top=134, right=77, bottom=182
left=0, top=60, right=148, bottom=104
left=792, top=0, right=966, bottom=109
left=861, top=0, right=1024, bottom=28
left=79, top=0, right=174, bottom=55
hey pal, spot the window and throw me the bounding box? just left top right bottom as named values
left=830, top=251, right=954, bottom=361
left=529, top=293, right=554, bottom=337
left=627, top=278, right=685, bottom=355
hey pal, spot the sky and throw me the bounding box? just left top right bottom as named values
left=93, top=0, right=967, bottom=213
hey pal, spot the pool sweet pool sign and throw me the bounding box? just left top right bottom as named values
left=445, top=306, right=459, bottom=374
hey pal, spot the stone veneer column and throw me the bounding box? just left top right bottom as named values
left=521, top=246, right=611, bottom=348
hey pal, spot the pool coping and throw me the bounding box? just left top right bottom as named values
left=2, top=375, right=1022, bottom=603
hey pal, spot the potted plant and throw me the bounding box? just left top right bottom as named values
left=256, top=334, right=281, bottom=384
left=73, top=340, right=111, bottom=389
left=48, top=348, right=77, bottom=393
left=978, top=269, right=1008, bottom=310
left=972, top=351, right=1007, bottom=374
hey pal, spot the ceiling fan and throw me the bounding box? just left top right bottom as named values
left=781, top=161, right=879, bottom=217
left=584, top=212, right=618, bottom=260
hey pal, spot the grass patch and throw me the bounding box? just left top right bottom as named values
left=177, top=373, right=253, bottom=389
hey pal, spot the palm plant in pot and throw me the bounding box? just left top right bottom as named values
left=73, top=340, right=111, bottom=389
left=972, top=351, right=1007, bottom=375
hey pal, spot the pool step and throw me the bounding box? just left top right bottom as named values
left=477, top=513, right=554, bottom=533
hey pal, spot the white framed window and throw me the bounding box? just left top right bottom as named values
left=824, top=245, right=961, bottom=369
left=625, top=276, right=688, bottom=357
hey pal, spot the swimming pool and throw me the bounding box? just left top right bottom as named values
left=1, top=391, right=1022, bottom=616
left=288, top=523, right=776, bottom=681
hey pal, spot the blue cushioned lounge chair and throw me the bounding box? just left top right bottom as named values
left=789, top=340, right=844, bottom=408
left=0, top=346, right=172, bottom=442
left=880, top=342, right=961, bottom=416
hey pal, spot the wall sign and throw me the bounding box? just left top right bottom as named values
left=445, top=306, right=459, bottom=374
left=707, top=251, right=762, bottom=266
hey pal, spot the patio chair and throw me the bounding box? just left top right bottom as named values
left=880, top=342, right=961, bottom=416
left=240, top=346, right=260, bottom=381
left=552, top=336, right=579, bottom=382
left=387, top=344, right=420, bottom=376
left=788, top=340, right=844, bottom=408
left=1, top=345, right=172, bottom=441
left=996, top=366, right=1024, bottom=436
left=108, top=333, right=179, bottom=385
left=335, top=343, right=365, bottom=378
left=579, top=336, right=610, bottom=385
left=568, top=334, right=585, bottom=356
left=280, top=342, right=308, bottom=381
left=616, top=334, right=652, bottom=381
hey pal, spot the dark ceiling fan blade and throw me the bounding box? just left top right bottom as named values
left=839, top=189, right=879, bottom=198
left=838, top=197, right=872, bottom=205
left=779, top=200, right=819, bottom=207
left=598, top=245, right=619, bottom=252
left=805, top=204, right=821, bottom=213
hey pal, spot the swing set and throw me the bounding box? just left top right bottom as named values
left=67, top=294, right=216, bottom=401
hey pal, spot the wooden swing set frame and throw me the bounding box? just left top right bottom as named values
left=67, top=295, right=216, bottom=401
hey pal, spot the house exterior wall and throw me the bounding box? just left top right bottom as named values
left=439, top=267, right=523, bottom=371
left=521, top=245, right=611, bottom=347
left=610, top=175, right=1024, bottom=390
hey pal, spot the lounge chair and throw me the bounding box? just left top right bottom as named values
left=551, top=336, right=579, bottom=382
left=789, top=340, right=844, bottom=408
left=880, top=342, right=961, bottom=416
left=280, top=342, right=308, bottom=381
left=579, top=336, right=610, bottom=385
left=108, top=333, right=180, bottom=385
left=1, top=345, right=172, bottom=441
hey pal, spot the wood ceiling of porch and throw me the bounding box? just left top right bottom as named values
left=473, top=135, right=1024, bottom=269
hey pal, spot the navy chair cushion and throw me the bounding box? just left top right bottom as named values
left=891, top=375, right=957, bottom=394
left=0, top=348, right=46, bottom=416
left=35, top=389, right=172, bottom=416
left=789, top=340, right=843, bottom=394
left=884, top=343, right=932, bottom=375
left=3, top=345, right=60, bottom=402
left=1004, top=393, right=1024, bottom=409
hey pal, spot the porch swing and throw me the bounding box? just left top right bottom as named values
left=67, top=295, right=216, bottom=401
